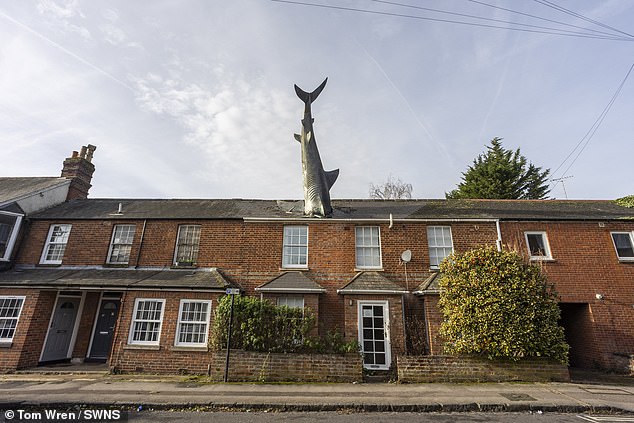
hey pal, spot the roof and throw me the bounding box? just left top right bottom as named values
left=0, top=177, right=69, bottom=206
left=413, top=272, right=443, bottom=296
left=29, top=198, right=634, bottom=221
left=337, top=272, right=408, bottom=295
left=256, top=272, right=326, bottom=293
left=0, top=267, right=232, bottom=291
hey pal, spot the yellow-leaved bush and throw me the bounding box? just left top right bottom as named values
left=438, top=247, right=569, bottom=364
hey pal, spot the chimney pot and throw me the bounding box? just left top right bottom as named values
left=72, top=151, right=79, bottom=158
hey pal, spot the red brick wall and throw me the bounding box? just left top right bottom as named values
left=0, top=289, right=56, bottom=372
left=422, top=295, right=444, bottom=355
left=501, top=221, right=634, bottom=370
left=72, top=292, right=100, bottom=359
left=397, top=355, right=570, bottom=382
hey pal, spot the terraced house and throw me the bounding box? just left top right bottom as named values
left=0, top=147, right=632, bottom=375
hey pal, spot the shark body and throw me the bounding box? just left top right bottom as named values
left=294, top=78, right=339, bottom=217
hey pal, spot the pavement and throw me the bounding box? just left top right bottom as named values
left=0, top=366, right=633, bottom=414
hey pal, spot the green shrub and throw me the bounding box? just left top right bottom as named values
left=615, top=195, right=634, bottom=208
left=209, top=295, right=358, bottom=354
left=438, top=247, right=569, bottom=364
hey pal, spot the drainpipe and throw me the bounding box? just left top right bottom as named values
left=495, top=219, right=502, bottom=251
left=134, top=220, right=147, bottom=269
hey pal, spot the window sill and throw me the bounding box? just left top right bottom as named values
left=354, top=268, right=383, bottom=272
left=37, top=263, right=62, bottom=267
left=529, top=257, right=556, bottom=262
left=280, top=267, right=309, bottom=271
left=123, top=344, right=160, bottom=351
left=0, top=341, right=13, bottom=348
left=172, top=264, right=198, bottom=269
left=617, top=258, right=634, bottom=263
left=103, top=263, right=130, bottom=268
left=171, top=345, right=209, bottom=352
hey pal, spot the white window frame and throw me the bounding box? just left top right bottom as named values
left=173, top=224, right=201, bottom=266
left=355, top=226, right=382, bottom=269
left=0, top=296, right=26, bottom=343
left=39, top=224, right=72, bottom=265
left=0, top=212, right=23, bottom=262
left=107, top=224, right=136, bottom=264
left=524, top=231, right=553, bottom=260
left=174, top=299, right=212, bottom=347
left=427, top=226, right=454, bottom=269
left=282, top=225, right=309, bottom=269
left=128, top=298, right=165, bottom=346
left=277, top=295, right=305, bottom=310
left=611, top=232, right=634, bottom=262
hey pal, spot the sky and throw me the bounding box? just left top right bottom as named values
left=1, top=0, right=633, bottom=200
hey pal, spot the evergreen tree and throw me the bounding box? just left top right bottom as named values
left=446, top=138, right=550, bottom=199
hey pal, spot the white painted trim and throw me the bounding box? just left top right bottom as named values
left=524, top=231, right=553, bottom=260
left=86, top=292, right=105, bottom=358
left=355, top=226, right=382, bottom=270
left=0, top=295, right=26, bottom=342
left=610, top=231, right=634, bottom=262
left=281, top=225, right=309, bottom=269
left=244, top=217, right=500, bottom=223
left=255, top=287, right=326, bottom=293
left=0, top=214, right=23, bottom=262
left=39, top=224, right=72, bottom=265
left=66, top=291, right=86, bottom=359
left=357, top=300, right=391, bottom=371
left=174, top=299, right=212, bottom=348
left=127, top=298, right=166, bottom=346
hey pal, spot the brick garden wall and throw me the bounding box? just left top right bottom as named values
left=397, top=355, right=570, bottom=383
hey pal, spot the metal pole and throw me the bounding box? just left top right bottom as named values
left=223, top=292, right=236, bottom=383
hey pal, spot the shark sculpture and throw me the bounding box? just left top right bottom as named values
left=294, top=78, right=339, bottom=217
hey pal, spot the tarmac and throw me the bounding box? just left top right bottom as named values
left=0, top=364, right=633, bottom=414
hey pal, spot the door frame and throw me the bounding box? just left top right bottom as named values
left=87, top=292, right=121, bottom=359
left=39, top=291, right=85, bottom=363
left=357, top=300, right=391, bottom=370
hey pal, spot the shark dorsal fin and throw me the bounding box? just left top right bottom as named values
left=294, top=134, right=301, bottom=143
left=325, top=169, right=339, bottom=189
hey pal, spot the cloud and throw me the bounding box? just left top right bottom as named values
left=36, top=0, right=91, bottom=40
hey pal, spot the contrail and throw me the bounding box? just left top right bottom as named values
left=355, top=38, right=453, bottom=163
left=0, top=9, right=134, bottom=92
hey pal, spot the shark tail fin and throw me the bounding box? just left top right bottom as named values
left=294, top=77, right=328, bottom=104
left=325, top=169, right=339, bottom=189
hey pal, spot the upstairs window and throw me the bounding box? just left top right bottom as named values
left=611, top=232, right=634, bottom=261
left=40, top=224, right=72, bottom=265
left=107, top=224, right=136, bottom=264
left=175, top=300, right=211, bottom=347
left=355, top=226, right=382, bottom=269
left=427, top=226, right=453, bottom=268
left=0, top=296, right=25, bottom=343
left=525, top=231, right=552, bottom=260
left=128, top=298, right=165, bottom=345
left=282, top=226, right=308, bottom=268
left=0, top=223, right=12, bottom=259
left=174, top=225, right=201, bottom=266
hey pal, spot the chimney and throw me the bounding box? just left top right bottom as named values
left=61, top=144, right=97, bottom=200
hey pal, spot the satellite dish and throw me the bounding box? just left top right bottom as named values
left=401, top=250, right=412, bottom=263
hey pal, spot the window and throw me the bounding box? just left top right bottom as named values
left=0, top=212, right=23, bottom=262
left=174, top=225, right=201, bottom=265
left=0, top=296, right=25, bottom=343
left=282, top=226, right=308, bottom=268
left=128, top=299, right=165, bottom=345
left=0, top=223, right=11, bottom=258
left=611, top=232, right=634, bottom=261
left=40, top=224, right=72, bottom=264
left=355, top=226, right=382, bottom=269
left=107, top=224, right=136, bottom=264
left=525, top=231, right=552, bottom=260
left=175, top=300, right=211, bottom=346
left=277, top=295, right=304, bottom=309
left=427, top=226, right=453, bottom=268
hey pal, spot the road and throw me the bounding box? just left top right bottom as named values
left=126, top=411, right=634, bottom=422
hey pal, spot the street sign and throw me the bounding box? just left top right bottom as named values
left=225, top=288, right=240, bottom=295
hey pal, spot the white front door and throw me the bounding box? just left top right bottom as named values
left=358, top=301, right=391, bottom=370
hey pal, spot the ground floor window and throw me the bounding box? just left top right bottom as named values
left=0, top=296, right=25, bottom=342
left=175, top=300, right=211, bottom=346
left=128, top=299, right=165, bottom=345
left=277, top=295, right=304, bottom=309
